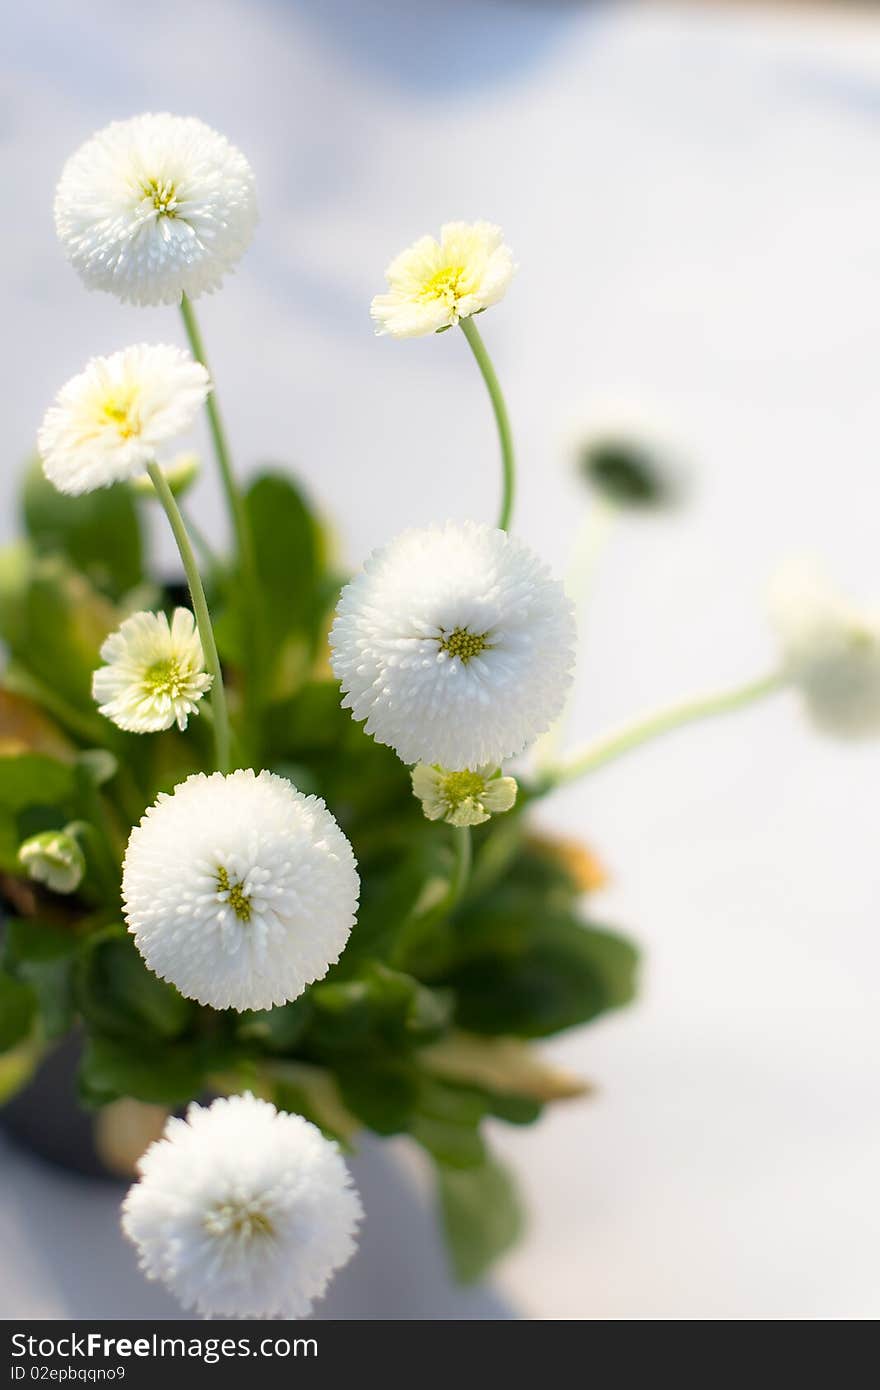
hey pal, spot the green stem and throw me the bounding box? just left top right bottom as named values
left=147, top=462, right=232, bottom=773
left=460, top=316, right=516, bottom=531
left=179, top=295, right=254, bottom=575
left=542, top=671, right=783, bottom=791
left=448, top=826, right=473, bottom=910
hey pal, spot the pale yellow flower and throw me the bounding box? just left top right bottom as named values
left=411, top=764, right=517, bottom=828
left=371, top=221, right=514, bottom=338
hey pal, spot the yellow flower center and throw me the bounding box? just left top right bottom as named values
left=216, top=865, right=252, bottom=923
left=203, top=1200, right=274, bottom=1242
left=142, top=176, right=178, bottom=217
left=441, top=769, right=486, bottom=808
left=419, top=264, right=468, bottom=303
left=438, top=627, right=489, bottom=662
left=101, top=386, right=141, bottom=439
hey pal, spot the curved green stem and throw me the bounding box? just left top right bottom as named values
left=147, top=462, right=232, bottom=773
left=542, top=670, right=783, bottom=791
left=460, top=316, right=516, bottom=531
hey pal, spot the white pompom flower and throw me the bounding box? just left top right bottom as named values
left=55, top=113, right=258, bottom=307
left=371, top=221, right=515, bottom=338
left=412, top=764, right=518, bottom=828
left=92, top=608, right=212, bottom=734
left=122, top=771, right=359, bottom=1011
left=38, top=344, right=210, bottom=496
left=330, top=521, right=575, bottom=769
left=121, top=1093, right=362, bottom=1320
left=770, top=559, right=880, bottom=739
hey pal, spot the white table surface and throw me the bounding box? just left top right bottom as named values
left=2, top=0, right=880, bottom=1320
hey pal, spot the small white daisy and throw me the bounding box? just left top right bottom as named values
left=92, top=608, right=212, bottom=734
left=412, top=764, right=518, bottom=828
left=121, top=1093, right=362, bottom=1319
left=38, top=344, right=210, bottom=496
left=55, top=113, right=258, bottom=307
left=770, top=559, right=880, bottom=739
left=330, top=521, right=575, bottom=770
left=18, top=829, right=85, bottom=894
left=370, top=221, right=515, bottom=338
left=122, top=770, right=359, bottom=1011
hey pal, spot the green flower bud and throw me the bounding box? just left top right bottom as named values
left=17, top=829, right=85, bottom=894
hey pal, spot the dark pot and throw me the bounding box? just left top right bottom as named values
left=1, top=1032, right=118, bottom=1180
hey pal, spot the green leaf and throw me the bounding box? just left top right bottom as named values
left=308, top=963, right=451, bottom=1053
left=1, top=919, right=79, bottom=1039
left=409, top=1078, right=488, bottom=1169
left=78, top=1034, right=208, bottom=1107
left=237, top=996, right=314, bottom=1053
left=218, top=472, right=327, bottom=696
left=442, top=908, right=638, bottom=1038
left=437, top=1153, right=524, bottom=1283
left=0, top=971, right=37, bottom=1052
left=335, top=1058, right=419, bottom=1135
left=0, top=552, right=118, bottom=712
left=271, top=1061, right=360, bottom=1146
left=22, top=457, right=144, bottom=597
left=0, top=752, right=75, bottom=812
left=76, top=933, right=193, bottom=1043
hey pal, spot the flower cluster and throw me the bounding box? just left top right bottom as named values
left=8, top=106, right=875, bottom=1329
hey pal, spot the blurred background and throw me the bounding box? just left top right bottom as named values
left=3, top=0, right=880, bottom=1319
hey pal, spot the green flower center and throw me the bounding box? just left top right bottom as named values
left=441, top=769, right=486, bottom=807
left=143, top=658, right=185, bottom=699
left=438, top=627, right=489, bottom=663
left=143, top=177, right=178, bottom=216
left=419, top=265, right=467, bottom=303
left=216, top=865, right=252, bottom=923
left=204, top=1201, right=274, bottom=1241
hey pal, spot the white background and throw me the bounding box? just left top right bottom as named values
left=2, top=0, right=880, bottom=1319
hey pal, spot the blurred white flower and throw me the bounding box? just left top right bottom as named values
left=93, top=609, right=212, bottom=734
left=412, top=764, right=518, bottom=828
left=18, top=829, right=85, bottom=894
left=122, top=770, right=359, bottom=1011
left=55, top=113, right=258, bottom=307
left=371, top=221, right=515, bottom=338
left=121, top=1093, right=361, bottom=1319
left=770, top=560, right=880, bottom=738
left=330, top=521, right=575, bottom=769
left=38, top=344, right=210, bottom=496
